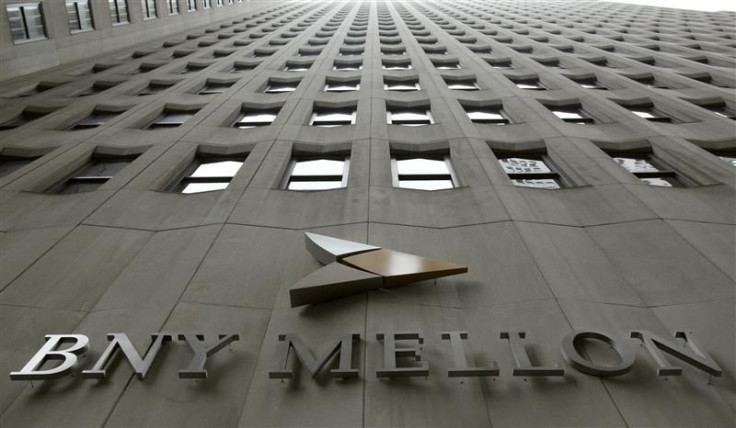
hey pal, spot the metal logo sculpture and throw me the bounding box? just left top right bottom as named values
left=289, top=233, right=468, bottom=307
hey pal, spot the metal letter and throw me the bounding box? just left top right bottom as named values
left=82, top=333, right=172, bottom=380
left=9, top=335, right=89, bottom=381
left=376, top=332, right=429, bottom=378
left=560, top=330, right=635, bottom=377
left=630, top=330, right=722, bottom=377
left=269, top=333, right=360, bottom=379
left=177, top=334, right=240, bottom=379
left=441, top=331, right=498, bottom=377
left=501, top=331, right=564, bottom=377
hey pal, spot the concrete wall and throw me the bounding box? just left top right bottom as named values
left=0, top=0, right=734, bottom=427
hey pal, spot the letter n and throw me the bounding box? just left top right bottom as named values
left=630, top=330, right=722, bottom=377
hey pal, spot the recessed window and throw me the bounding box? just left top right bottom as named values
left=264, top=80, right=299, bottom=93
left=232, top=108, right=279, bottom=129
left=711, top=151, right=736, bottom=167
left=140, top=0, right=157, bottom=19
left=310, top=108, right=356, bottom=127
left=497, top=156, right=562, bottom=189
left=423, top=47, right=448, bottom=55
left=577, top=78, right=607, bottom=90
left=625, top=105, right=676, bottom=123
left=76, top=83, right=110, bottom=97
left=48, top=156, right=137, bottom=194
left=486, top=59, right=513, bottom=69
left=138, top=82, right=173, bottom=96
left=230, top=62, right=258, bottom=72
left=382, top=60, right=412, bottom=70
left=166, top=0, right=178, bottom=15
left=0, top=110, right=48, bottom=131
left=392, top=156, right=457, bottom=190
left=333, top=61, right=362, bottom=71
left=382, top=47, right=406, bottom=56
left=172, top=157, right=245, bottom=194
left=7, top=3, right=47, bottom=43
left=631, top=76, right=670, bottom=89
left=611, top=154, right=683, bottom=187
left=387, top=108, right=433, bottom=126
left=445, top=78, right=480, bottom=91
left=187, top=0, right=196, bottom=11
left=284, top=62, right=311, bottom=72
left=284, top=157, right=349, bottom=190
left=146, top=110, right=197, bottom=129
left=66, top=1, right=94, bottom=33
left=384, top=79, right=420, bottom=91
left=181, top=63, right=208, bottom=74
left=324, top=80, right=360, bottom=92
left=108, top=0, right=129, bottom=25
left=198, top=81, right=234, bottom=95
left=203, top=0, right=211, bottom=8
left=514, top=79, right=546, bottom=90
left=464, top=106, right=510, bottom=124
left=701, top=103, right=736, bottom=120
left=70, top=110, right=120, bottom=130
left=0, top=156, right=39, bottom=178
left=537, top=59, right=564, bottom=69
left=549, top=106, right=596, bottom=124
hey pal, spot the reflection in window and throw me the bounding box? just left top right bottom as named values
left=514, top=80, right=546, bottom=90
left=264, top=81, right=299, bottom=93
left=198, top=81, right=234, bottom=95
left=140, top=0, right=157, bottom=19
left=446, top=79, right=479, bottom=91
left=384, top=79, right=420, bottom=91
left=387, top=109, right=433, bottom=126
left=612, top=155, right=682, bottom=187
left=174, top=158, right=245, bottom=194
left=284, top=158, right=349, bottom=190
left=310, top=109, right=356, bottom=127
left=464, top=107, right=510, bottom=124
left=49, top=156, right=136, bottom=194
left=393, top=157, right=456, bottom=190
left=550, top=107, right=596, bottom=124
left=233, top=108, right=279, bottom=128
left=497, top=157, right=562, bottom=189
left=382, top=61, right=412, bottom=70
left=626, top=106, right=675, bottom=123
left=324, top=80, right=360, bottom=92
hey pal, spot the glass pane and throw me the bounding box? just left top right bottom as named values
left=313, top=112, right=353, bottom=123
left=397, top=158, right=449, bottom=175
left=75, top=112, right=118, bottom=128
left=236, top=112, right=277, bottom=127
left=552, top=110, right=584, bottom=120
left=640, top=177, right=673, bottom=187
left=67, top=3, right=80, bottom=31
left=467, top=110, right=504, bottom=121
left=288, top=181, right=343, bottom=190
left=718, top=156, right=736, bottom=167
left=385, top=83, right=419, bottom=91
left=7, top=7, right=26, bottom=41
left=512, top=179, right=560, bottom=189
left=292, top=159, right=344, bottom=176
left=78, top=2, right=93, bottom=30
left=383, top=64, right=411, bottom=70
left=181, top=182, right=229, bottom=194
left=156, top=112, right=193, bottom=125
left=498, top=158, right=552, bottom=174
left=613, top=157, right=660, bottom=173
left=190, top=160, right=243, bottom=177
left=325, top=84, right=359, bottom=92
left=447, top=82, right=478, bottom=90
left=24, top=5, right=46, bottom=40
left=516, top=82, right=544, bottom=89
left=389, top=112, right=431, bottom=122
left=398, top=180, right=453, bottom=190
left=265, top=85, right=296, bottom=93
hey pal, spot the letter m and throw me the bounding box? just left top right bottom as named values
left=269, top=333, right=360, bottom=380
left=630, top=330, right=722, bottom=377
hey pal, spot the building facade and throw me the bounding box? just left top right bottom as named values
left=0, top=0, right=734, bottom=427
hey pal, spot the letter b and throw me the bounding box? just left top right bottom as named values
left=10, top=335, right=89, bottom=381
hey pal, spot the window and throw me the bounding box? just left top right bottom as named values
left=172, top=157, right=245, bottom=194
left=187, top=0, right=196, bottom=11
left=631, top=76, right=669, bottom=89
left=611, top=154, right=683, bottom=187
left=464, top=106, right=510, bottom=124
left=309, top=108, right=356, bottom=127
left=167, top=0, right=179, bottom=15
left=146, top=110, right=197, bottom=129
left=66, top=1, right=94, bottom=33
left=7, top=3, right=46, bottom=43
left=230, top=62, right=258, bottom=72
left=48, top=156, right=137, bottom=194
left=284, top=62, right=311, bottom=72
left=181, top=63, right=208, bottom=74
left=392, top=156, right=457, bottom=190
left=0, top=156, right=39, bottom=178
left=203, top=0, right=211, bottom=8
left=387, top=108, right=433, bottom=126
left=384, top=79, right=420, bottom=91
left=333, top=61, right=362, bottom=71
left=497, top=156, right=562, bottom=189
left=625, top=105, right=676, bottom=123
left=198, top=81, right=234, bottom=95
left=382, top=60, right=411, bottom=70
left=538, top=59, right=564, bottom=69
left=0, top=110, right=47, bottom=131
left=324, top=80, right=360, bottom=92
left=108, top=0, right=129, bottom=24
left=701, top=103, right=736, bottom=120
left=514, top=79, right=546, bottom=90
left=711, top=152, right=736, bottom=167
left=232, top=108, right=279, bottom=128
left=70, top=110, right=120, bottom=130
left=138, top=82, right=173, bottom=96
left=577, top=78, right=607, bottom=90
left=445, top=78, right=479, bottom=91
left=548, top=106, right=596, bottom=124
left=433, top=60, right=461, bottom=70
left=283, top=157, right=349, bottom=190
left=216, top=0, right=223, bottom=6
left=264, top=80, right=299, bottom=93
left=140, top=0, right=157, bottom=19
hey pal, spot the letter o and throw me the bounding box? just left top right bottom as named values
left=560, top=330, right=635, bottom=377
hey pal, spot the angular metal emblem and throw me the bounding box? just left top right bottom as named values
left=290, top=233, right=467, bottom=307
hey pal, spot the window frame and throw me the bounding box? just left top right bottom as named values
left=464, top=106, right=510, bottom=125
left=496, top=154, right=565, bottom=189
left=282, top=156, right=350, bottom=191
left=390, top=155, right=458, bottom=191
left=108, top=0, right=129, bottom=25
left=6, top=2, right=47, bottom=44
